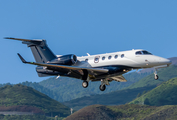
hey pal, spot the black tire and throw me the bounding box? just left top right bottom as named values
left=99, top=85, right=106, bottom=91
left=82, top=81, right=88, bottom=88
left=155, top=75, right=159, bottom=80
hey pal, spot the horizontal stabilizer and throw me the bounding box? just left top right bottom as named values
left=17, top=53, right=27, bottom=63
left=4, top=37, right=43, bottom=42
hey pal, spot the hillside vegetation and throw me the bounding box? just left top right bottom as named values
left=0, top=115, right=56, bottom=120
left=0, top=84, right=70, bottom=117
left=63, top=85, right=155, bottom=110
left=39, top=71, right=151, bottom=102
left=130, top=77, right=177, bottom=106
left=0, top=82, right=63, bottom=102
left=63, top=65, right=177, bottom=110
left=127, top=65, right=177, bottom=89
left=65, top=104, right=177, bottom=120
left=39, top=58, right=177, bottom=102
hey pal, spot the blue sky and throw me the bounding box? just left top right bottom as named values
left=0, top=0, right=177, bottom=83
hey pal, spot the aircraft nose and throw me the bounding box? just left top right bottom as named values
left=167, top=60, right=172, bottom=66
left=161, top=58, right=172, bottom=66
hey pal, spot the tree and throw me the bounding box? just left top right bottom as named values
left=144, top=98, right=150, bottom=105
left=136, top=93, right=141, bottom=98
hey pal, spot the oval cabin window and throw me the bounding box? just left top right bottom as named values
left=108, top=56, right=112, bottom=60
left=85, top=59, right=88, bottom=62
left=94, top=56, right=100, bottom=63
left=121, top=54, right=124, bottom=58
left=115, top=55, right=118, bottom=59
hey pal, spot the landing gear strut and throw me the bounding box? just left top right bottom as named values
left=154, top=69, right=159, bottom=80
left=99, top=79, right=110, bottom=91
left=82, top=81, right=88, bottom=88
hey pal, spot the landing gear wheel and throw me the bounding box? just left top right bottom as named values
left=155, top=75, right=159, bottom=80
left=82, top=81, right=88, bottom=88
left=99, top=85, right=106, bottom=91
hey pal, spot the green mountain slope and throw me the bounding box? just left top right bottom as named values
left=39, top=58, right=177, bottom=102
left=20, top=81, right=63, bottom=102
left=65, top=104, right=177, bottom=120
left=0, top=81, right=65, bottom=103
left=63, top=65, right=177, bottom=110
left=0, top=84, right=70, bottom=117
left=0, top=115, right=55, bottom=120
left=127, top=65, right=177, bottom=89
left=63, top=85, right=155, bottom=110
left=39, top=71, right=151, bottom=102
left=130, top=77, right=177, bottom=106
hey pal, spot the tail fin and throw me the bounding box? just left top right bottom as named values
left=5, top=37, right=57, bottom=63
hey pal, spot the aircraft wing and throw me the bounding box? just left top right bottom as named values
left=111, top=75, right=127, bottom=82
left=17, top=53, right=109, bottom=75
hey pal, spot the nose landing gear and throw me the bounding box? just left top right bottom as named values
left=154, top=69, right=159, bottom=80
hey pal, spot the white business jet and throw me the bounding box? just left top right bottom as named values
left=5, top=37, right=172, bottom=91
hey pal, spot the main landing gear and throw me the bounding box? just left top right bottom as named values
left=82, top=79, right=109, bottom=91
left=154, top=69, right=159, bottom=80
left=99, top=79, right=109, bottom=91
left=99, top=84, right=106, bottom=91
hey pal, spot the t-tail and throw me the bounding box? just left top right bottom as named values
left=4, top=37, right=57, bottom=77
left=5, top=37, right=57, bottom=63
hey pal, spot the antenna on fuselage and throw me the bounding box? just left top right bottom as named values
left=87, top=53, right=90, bottom=56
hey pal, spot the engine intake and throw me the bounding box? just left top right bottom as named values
left=49, top=54, right=77, bottom=65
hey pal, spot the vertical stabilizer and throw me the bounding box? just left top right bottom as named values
left=5, top=37, right=57, bottom=63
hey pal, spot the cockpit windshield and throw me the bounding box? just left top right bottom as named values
left=135, top=51, right=152, bottom=55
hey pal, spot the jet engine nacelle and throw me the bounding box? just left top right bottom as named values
left=49, top=54, right=77, bottom=65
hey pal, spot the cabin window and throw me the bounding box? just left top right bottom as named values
left=94, top=56, right=100, bottom=63
left=115, top=55, right=118, bottom=59
left=121, top=54, right=124, bottom=58
left=85, top=59, right=88, bottom=62
left=108, top=56, right=112, bottom=60
left=102, top=56, right=105, bottom=60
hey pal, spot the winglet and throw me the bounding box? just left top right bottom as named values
left=17, top=53, right=27, bottom=63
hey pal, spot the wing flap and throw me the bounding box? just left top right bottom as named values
left=111, top=75, right=127, bottom=82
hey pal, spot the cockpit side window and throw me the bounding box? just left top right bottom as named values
left=135, top=51, right=142, bottom=55
left=142, top=51, right=152, bottom=55
left=135, top=51, right=152, bottom=55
